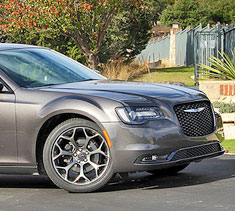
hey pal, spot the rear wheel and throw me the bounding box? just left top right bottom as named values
left=148, top=164, right=189, bottom=176
left=43, top=118, right=113, bottom=193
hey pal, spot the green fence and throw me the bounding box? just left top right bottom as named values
left=135, top=34, right=170, bottom=64
left=224, top=27, right=235, bottom=61
left=136, top=24, right=235, bottom=83
left=194, top=24, right=235, bottom=84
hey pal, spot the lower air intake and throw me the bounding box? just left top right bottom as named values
left=169, top=142, right=222, bottom=161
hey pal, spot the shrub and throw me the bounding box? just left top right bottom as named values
left=198, top=50, right=235, bottom=80
left=101, top=60, right=145, bottom=81
left=213, top=102, right=235, bottom=113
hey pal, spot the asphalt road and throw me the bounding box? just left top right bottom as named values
left=0, top=154, right=235, bottom=211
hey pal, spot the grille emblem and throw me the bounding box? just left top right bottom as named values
left=183, top=107, right=205, bottom=113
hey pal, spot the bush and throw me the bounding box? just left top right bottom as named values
left=213, top=102, right=235, bottom=113
left=101, top=60, right=145, bottom=81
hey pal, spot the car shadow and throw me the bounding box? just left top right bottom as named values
left=0, top=155, right=234, bottom=191
left=101, top=155, right=235, bottom=192
left=0, top=174, right=56, bottom=189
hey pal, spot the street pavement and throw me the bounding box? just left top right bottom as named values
left=0, top=154, right=235, bottom=211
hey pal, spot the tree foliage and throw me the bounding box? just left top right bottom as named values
left=0, top=0, right=156, bottom=69
left=160, top=0, right=235, bottom=28
left=99, top=10, right=153, bottom=63
left=198, top=0, right=235, bottom=24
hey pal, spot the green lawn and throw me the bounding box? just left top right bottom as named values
left=133, top=66, right=195, bottom=87
left=221, top=139, right=235, bottom=153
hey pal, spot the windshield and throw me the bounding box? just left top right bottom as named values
left=0, top=48, right=104, bottom=88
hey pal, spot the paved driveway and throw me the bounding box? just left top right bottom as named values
left=0, top=154, right=235, bottom=211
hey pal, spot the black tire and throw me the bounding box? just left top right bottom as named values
left=43, top=118, right=113, bottom=193
left=148, top=164, right=189, bottom=176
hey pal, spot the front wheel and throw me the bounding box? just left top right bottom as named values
left=43, top=118, right=113, bottom=193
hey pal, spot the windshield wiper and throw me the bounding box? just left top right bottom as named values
left=79, top=79, right=99, bottom=82
left=34, top=83, right=58, bottom=88
left=34, top=79, right=98, bottom=87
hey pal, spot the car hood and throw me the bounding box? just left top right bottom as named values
left=39, top=80, right=207, bottom=106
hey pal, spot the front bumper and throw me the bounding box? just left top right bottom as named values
left=103, top=114, right=225, bottom=173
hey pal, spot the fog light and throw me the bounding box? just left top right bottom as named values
left=142, top=155, right=158, bottom=162
left=152, top=155, right=158, bottom=160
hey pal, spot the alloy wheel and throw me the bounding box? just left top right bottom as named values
left=51, top=126, right=110, bottom=185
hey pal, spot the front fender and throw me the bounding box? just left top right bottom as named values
left=15, top=89, right=121, bottom=166
left=38, top=96, right=119, bottom=125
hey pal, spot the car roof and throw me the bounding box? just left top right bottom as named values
left=0, top=43, right=46, bottom=51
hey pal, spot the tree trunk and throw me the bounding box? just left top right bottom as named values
left=72, top=36, right=99, bottom=70
left=85, top=53, right=99, bottom=70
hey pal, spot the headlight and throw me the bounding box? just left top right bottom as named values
left=116, top=107, right=165, bottom=124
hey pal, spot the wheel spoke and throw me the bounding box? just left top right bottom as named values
left=54, top=142, right=73, bottom=155
left=89, top=140, right=108, bottom=157
left=54, top=142, right=62, bottom=151
left=90, top=148, right=108, bottom=157
left=73, top=163, right=90, bottom=183
left=99, top=140, right=105, bottom=149
left=83, top=128, right=99, bottom=149
left=55, top=160, right=77, bottom=180
left=61, top=128, right=79, bottom=150
left=88, top=161, right=107, bottom=177
left=53, top=142, right=73, bottom=160
left=82, top=128, right=89, bottom=138
left=53, top=150, right=73, bottom=160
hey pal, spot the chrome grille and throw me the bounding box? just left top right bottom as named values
left=174, top=101, right=215, bottom=137
left=169, top=142, right=222, bottom=161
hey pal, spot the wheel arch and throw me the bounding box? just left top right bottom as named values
left=36, top=112, right=99, bottom=174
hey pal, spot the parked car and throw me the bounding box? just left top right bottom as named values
left=0, top=44, right=224, bottom=192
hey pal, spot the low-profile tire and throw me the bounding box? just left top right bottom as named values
left=148, top=164, right=189, bottom=176
left=43, top=118, right=113, bottom=193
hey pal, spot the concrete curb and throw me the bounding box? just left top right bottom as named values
left=224, top=152, right=235, bottom=155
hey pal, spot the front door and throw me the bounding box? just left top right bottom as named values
left=0, top=80, right=17, bottom=164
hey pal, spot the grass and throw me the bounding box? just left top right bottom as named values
left=221, top=139, right=235, bottom=153
left=133, top=66, right=195, bottom=86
